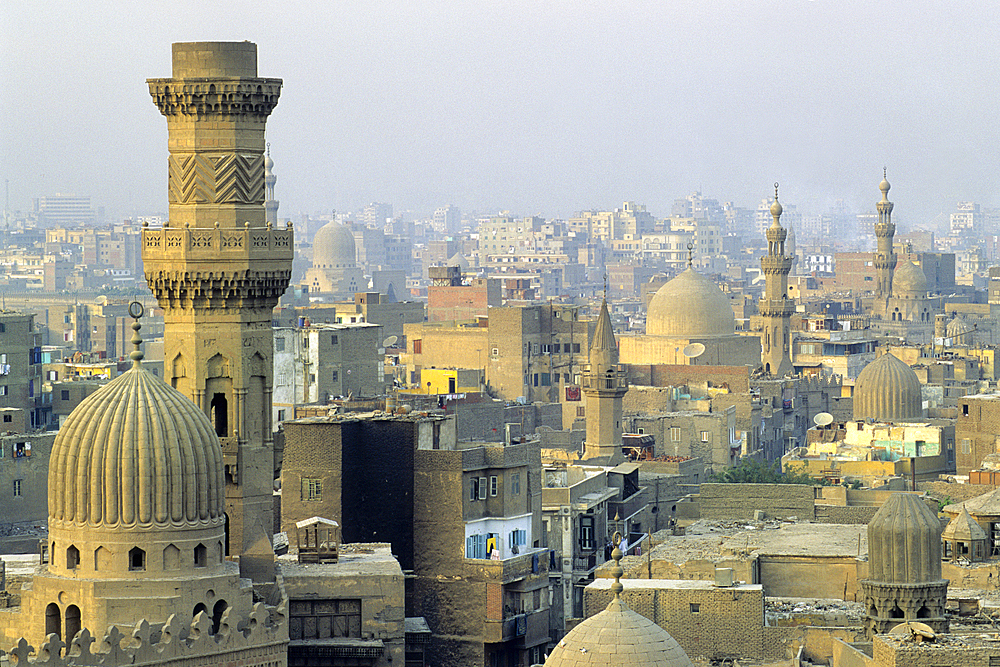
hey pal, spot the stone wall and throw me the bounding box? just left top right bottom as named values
left=814, top=505, right=880, bottom=524
left=699, top=483, right=816, bottom=521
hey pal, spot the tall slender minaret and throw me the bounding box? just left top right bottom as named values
left=144, top=42, right=292, bottom=582
left=264, top=143, right=279, bottom=226
left=759, top=183, right=794, bottom=376
left=582, top=297, right=627, bottom=463
left=874, top=168, right=896, bottom=298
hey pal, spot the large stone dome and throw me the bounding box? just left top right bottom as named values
left=48, top=323, right=224, bottom=538
left=893, top=261, right=928, bottom=297
left=647, top=268, right=735, bottom=337
left=853, top=352, right=923, bottom=422
left=312, top=220, right=357, bottom=269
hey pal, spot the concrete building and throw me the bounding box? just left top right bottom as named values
left=0, top=312, right=42, bottom=429
left=0, top=433, right=55, bottom=531
left=955, top=393, right=1000, bottom=474
left=143, top=40, right=292, bottom=580
left=427, top=266, right=500, bottom=322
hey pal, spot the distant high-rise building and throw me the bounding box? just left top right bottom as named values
left=36, top=195, right=95, bottom=226
left=360, top=202, right=393, bottom=227
left=433, top=204, right=461, bottom=233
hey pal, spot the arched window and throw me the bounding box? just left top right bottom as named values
left=66, top=545, right=80, bottom=570
left=128, top=547, right=146, bottom=571
left=45, top=602, right=61, bottom=639
left=65, top=605, right=81, bottom=643
left=194, top=543, right=207, bottom=568
left=212, top=600, right=228, bottom=635
left=211, top=393, right=228, bottom=437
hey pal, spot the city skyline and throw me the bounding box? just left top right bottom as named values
left=4, top=1, right=1000, bottom=224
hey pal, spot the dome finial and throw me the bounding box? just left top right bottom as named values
left=603, top=273, right=608, bottom=301
left=686, top=242, right=694, bottom=268
left=880, top=168, right=891, bottom=199
left=128, top=301, right=145, bottom=368
left=770, top=182, right=783, bottom=222
left=610, top=529, right=624, bottom=599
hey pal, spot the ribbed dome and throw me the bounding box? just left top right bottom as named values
left=893, top=261, right=928, bottom=297
left=853, top=352, right=923, bottom=422
left=544, top=598, right=693, bottom=667
left=867, top=493, right=942, bottom=584
left=647, top=268, right=735, bottom=337
left=946, top=316, right=966, bottom=336
left=312, top=220, right=357, bottom=269
left=48, top=356, right=224, bottom=530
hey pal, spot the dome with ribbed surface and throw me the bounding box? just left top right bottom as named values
left=48, top=349, right=224, bottom=531
left=893, top=261, right=928, bottom=297
left=312, top=220, right=357, bottom=269
left=544, top=597, right=693, bottom=667
left=647, top=269, right=734, bottom=338
left=853, top=352, right=923, bottom=422
left=867, top=493, right=942, bottom=584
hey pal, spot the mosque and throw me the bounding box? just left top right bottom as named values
left=302, top=219, right=365, bottom=298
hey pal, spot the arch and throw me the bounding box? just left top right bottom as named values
left=45, top=602, right=61, bottom=639
left=94, top=546, right=111, bottom=571
left=211, top=393, right=229, bottom=437
left=66, top=545, right=80, bottom=570
left=163, top=544, right=181, bottom=570
left=129, top=547, right=146, bottom=571
left=194, top=543, right=207, bottom=568
left=206, top=353, right=231, bottom=379
left=888, top=605, right=904, bottom=619
left=224, top=513, right=230, bottom=556
left=171, top=353, right=189, bottom=394
left=218, top=541, right=225, bottom=563
left=916, top=605, right=931, bottom=618
left=65, top=605, right=81, bottom=643
left=193, top=602, right=208, bottom=618
left=212, top=600, right=228, bottom=634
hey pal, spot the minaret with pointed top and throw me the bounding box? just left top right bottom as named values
left=875, top=168, right=896, bottom=298
left=581, top=299, right=627, bottom=462
left=759, top=183, right=794, bottom=376
left=264, top=143, right=279, bottom=226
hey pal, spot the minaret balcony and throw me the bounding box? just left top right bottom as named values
left=581, top=366, right=627, bottom=391
left=142, top=224, right=293, bottom=264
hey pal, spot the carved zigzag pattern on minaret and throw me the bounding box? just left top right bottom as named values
left=169, top=153, right=264, bottom=205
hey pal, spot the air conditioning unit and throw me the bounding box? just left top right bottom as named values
left=714, top=567, right=735, bottom=587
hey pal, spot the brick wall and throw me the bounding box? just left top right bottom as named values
left=699, top=483, right=816, bottom=521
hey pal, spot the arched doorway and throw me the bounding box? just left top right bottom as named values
left=45, top=602, right=61, bottom=639
left=212, top=600, right=228, bottom=634
left=65, top=605, right=81, bottom=643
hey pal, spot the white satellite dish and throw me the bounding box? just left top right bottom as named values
left=383, top=335, right=398, bottom=347
left=682, top=343, right=706, bottom=359
left=814, top=412, right=834, bottom=427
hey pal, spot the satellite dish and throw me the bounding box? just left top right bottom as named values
left=95, top=295, right=108, bottom=305
left=383, top=335, right=398, bottom=347
left=682, top=343, right=706, bottom=359
left=814, top=412, right=834, bottom=427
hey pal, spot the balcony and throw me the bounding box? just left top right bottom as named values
left=483, top=609, right=549, bottom=645
left=142, top=225, right=293, bottom=264
left=580, top=367, right=627, bottom=392
left=464, top=547, right=549, bottom=585
left=572, top=552, right=600, bottom=573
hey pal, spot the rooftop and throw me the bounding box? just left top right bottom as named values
left=277, top=543, right=402, bottom=578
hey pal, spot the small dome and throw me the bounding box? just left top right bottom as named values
left=942, top=506, right=987, bottom=542
left=770, top=198, right=782, bottom=218
left=647, top=268, right=735, bottom=338
left=867, top=493, right=942, bottom=584
left=313, top=221, right=357, bottom=269
left=447, top=252, right=469, bottom=270
left=544, top=598, right=693, bottom=667
left=853, top=352, right=922, bottom=422
left=880, top=175, right=891, bottom=195
left=893, top=261, right=928, bottom=296
left=48, top=351, right=224, bottom=531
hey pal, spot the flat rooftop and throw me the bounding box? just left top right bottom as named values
left=588, top=577, right=762, bottom=592
left=277, top=543, right=402, bottom=578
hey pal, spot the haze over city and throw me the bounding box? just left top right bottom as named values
left=4, top=0, right=1000, bottom=225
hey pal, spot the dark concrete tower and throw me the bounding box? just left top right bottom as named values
left=582, top=299, right=627, bottom=463
left=759, top=184, right=794, bottom=376
left=874, top=169, right=896, bottom=298
left=861, top=493, right=949, bottom=637
left=144, top=42, right=292, bottom=581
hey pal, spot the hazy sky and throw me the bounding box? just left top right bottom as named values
left=3, top=1, right=999, bottom=226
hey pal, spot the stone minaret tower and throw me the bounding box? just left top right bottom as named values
left=582, top=299, right=627, bottom=463
left=264, top=144, right=278, bottom=225
left=759, top=184, right=794, bottom=376
left=144, top=42, right=292, bottom=581
left=861, top=493, right=949, bottom=636
left=874, top=169, right=896, bottom=298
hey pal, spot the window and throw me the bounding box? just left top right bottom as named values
left=194, top=543, right=207, bottom=567
left=66, top=545, right=79, bottom=570
left=2, top=415, right=9, bottom=423
left=509, top=529, right=526, bottom=549
left=533, top=374, right=539, bottom=387
left=470, top=478, right=479, bottom=501
left=478, top=476, right=487, bottom=500
left=303, top=337, right=310, bottom=349
left=563, top=343, right=572, bottom=353
left=12, top=479, right=21, bottom=497
left=332, top=371, right=339, bottom=382
left=275, top=337, right=285, bottom=352
left=962, top=439, right=972, bottom=454
left=489, top=476, right=498, bottom=496
left=61, top=390, right=70, bottom=400
left=540, top=373, right=551, bottom=386
left=573, top=343, right=581, bottom=353
left=491, top=347, right=499, bottom=356
left=690, top=603, right=701, bottom=613
left=129, top=547, right=146, bottom=571
left=0, top=386, right=8, bottom=396
left=413, top=339, right=422, bottom=354
left=302, top=478, right=323, bottom=501
left=700, top=431, right=711, bottom=443
left=511, top=473, right=520, bottom=495
left=466, top=534, right=488, bottom=559
left=331, top=335, right=339, bottom=345
left=670, top=427, right=681, bottom=442
left=577, top=406, right=585, bottom=417
left=288, top=599, right=361, bottom=640
left=277, top=409, right=286, bottom=422
left=963, top=404, right=969, bottom=416
left=579, top=516, right=595, bottom=550
left=541, top=344, right=552, bottom=354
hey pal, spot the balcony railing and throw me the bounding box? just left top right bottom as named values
left=142, top=225, right=293, bottom=263
left=464, top=547, right=549, bottom=584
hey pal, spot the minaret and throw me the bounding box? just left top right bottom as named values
left=582, top=297, right=627, bottom=463
left=759, top=184, right=794, bottom=376
left=874, top=168, right=896, bottom=298
left=143, top=42, right=292, bottom=581
left=264, top=144, right=278, bottom=226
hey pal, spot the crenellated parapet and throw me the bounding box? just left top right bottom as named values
left=4, top=600, right=288, bottom=666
